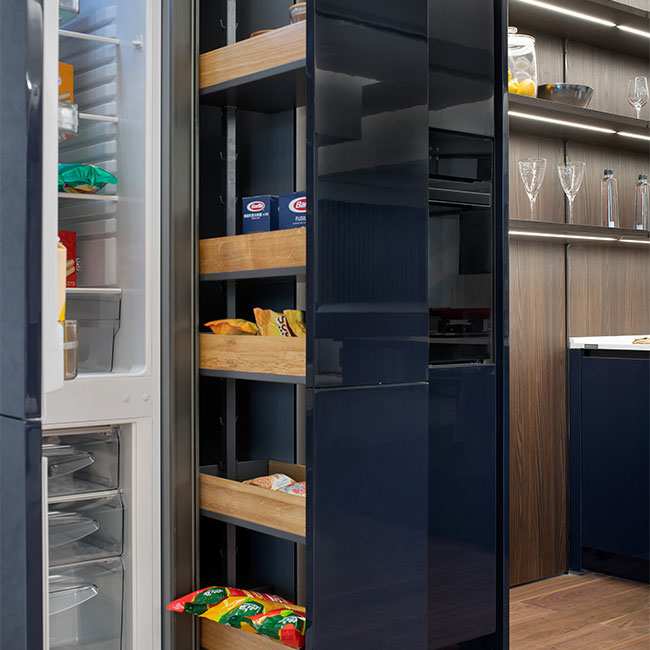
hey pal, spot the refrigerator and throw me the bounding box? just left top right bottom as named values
left=1, top=0, right=163, bottom=648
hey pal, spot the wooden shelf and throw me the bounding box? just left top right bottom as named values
left=200, top=228, right=306, bottom=281
left=199, top=23, right=306, bottom=112
left=199, top=334, right=306, bottom=384
left=200, top=461, right=306, bottom=543
left=509, top=0, right=650, bottom=59
left=201, top=619, right=289, bottom=650
left=509, top=95, right=650, bottom=154
left=509, top=218, right=650, bottom=245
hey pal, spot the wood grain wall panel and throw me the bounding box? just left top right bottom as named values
left=510, top=240, right=568, bottom=586
left=567, top=245, right=650, bottom=337
left=510, top=133, right=566, bottom=222
left=566, top=42, right=650, bottom=120
left=565, top=143, right=650, bottom=228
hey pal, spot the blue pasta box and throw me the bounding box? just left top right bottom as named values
left=242, top=195, right=278, bottom=234
left=278, top=192, right=307, bottom=230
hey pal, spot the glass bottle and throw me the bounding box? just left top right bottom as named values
left=600, top=169, right=619, bottom=229
left=634, top=174, right=649, bottom=231
left=508, top=27, right=538, bottom=97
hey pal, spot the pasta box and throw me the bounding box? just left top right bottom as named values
left=278, top=192, right=306, bottom=230
left=242, top=195, right=278, bottom=234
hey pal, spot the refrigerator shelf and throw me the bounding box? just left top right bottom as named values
left=199, top=334, right=306, bottom=384
left=79, top=113, right=119, bottom=124
left=58, top=192, right=119, bottom=202
left=201, top=618, right=290, bottom=650
left=200, top=462, right=306, bottom=544
left=199, top=23, right=306, bottom=113
left=59, top=29, right=120, bottom=46
left=200, top=228, right=306, bottom=281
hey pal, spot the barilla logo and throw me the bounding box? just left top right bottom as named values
left=247, top=200, right=266, bottom=212
left=289, top=197, right=306, bottom=213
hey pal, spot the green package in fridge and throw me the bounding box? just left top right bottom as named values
left=58, top=164, right=118, bottom=195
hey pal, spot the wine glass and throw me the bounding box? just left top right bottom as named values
left=557, top=162, right=585, bottom=224
left=518, top=158, right=547, bottom=221
left=627, top=76, right=648, bottom=119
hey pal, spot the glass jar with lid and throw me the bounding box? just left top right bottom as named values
left=508, top=27, right=537, bottom=98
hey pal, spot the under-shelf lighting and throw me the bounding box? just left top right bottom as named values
left=513, top=0, right=616, bottom=27
left=509, top=231, right=617, bottom=242
left=617, top=25, right=650, bottom=39
left=620, top=238, right=650, bottom=244
left=618, top=131, right=650, bottom=141
left=508, top=111, right=616, bottom=134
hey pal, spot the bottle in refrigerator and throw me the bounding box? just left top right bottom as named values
left=634, top=174, right=649, bottom=231
left=601, top=169, right=619, bottom=228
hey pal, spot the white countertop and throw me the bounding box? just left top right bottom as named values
left=570, top=335, right=650, bottom=351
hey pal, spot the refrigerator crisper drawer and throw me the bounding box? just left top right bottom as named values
left=49, top=493, right=123, bottom=567
left=49, top=557, right=123, bottom=650
left=43, top=430, right=119, bottom=497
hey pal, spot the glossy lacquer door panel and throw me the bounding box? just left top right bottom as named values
left=308, top=0, right=429, bottom=388
left=428, top=365, right=496, bottom=648
left=307, top=384, right=428, bottom=650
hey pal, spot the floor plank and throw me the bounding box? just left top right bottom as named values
left=510, top=573, right=602, bottom=604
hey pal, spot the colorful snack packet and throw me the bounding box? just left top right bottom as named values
left=58, top=164, right=117, bottom=194
left=277, top=481, right=306, bottom=496
left=204, top=319, right=260, bottom=336
left=167, top=586, right=291, bottom=616
left=284, top=310, right=306, bottom=338
left=243, top=474, right=296, bottom=491
left=250, top=607, right=308, bottom=648
left=254, top=308, right=292, bottom=337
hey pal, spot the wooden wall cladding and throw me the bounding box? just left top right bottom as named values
left=567, top=245, right=650, bottom=337
left=509, top=133, right=565, bottom=222
left=566, top=143, right=650, bottom=229
left=566, top=41, right=650, bottom=120
left=510, top=240, right=568, bottom=586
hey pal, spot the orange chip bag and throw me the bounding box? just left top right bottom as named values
left=284, top=310, right=306, bottom=338
left=205, top=319, right=259, bottom=336
left=253, top=308, right=292, bottom=337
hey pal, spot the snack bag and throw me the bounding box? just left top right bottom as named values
left=254, top=308, right=292, bottom=337
left=250, top=608, right=307, bottom=648
left=204, top=319, right=259, bottom=336
left=167, top=586, right=290, bottom=616
left=243, top=474, right=296, bottom=491
left=277, top=481, right=306, bottom=496
left=58, top=164, right=117, bottom=194
left=284, top=310, right=306, bottom=338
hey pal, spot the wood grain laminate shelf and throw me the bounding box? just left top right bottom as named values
left=199, top=334, right=306, bottom=384
left=201, top=618, right=290, bottom=650
left=200, top=461, right=306, bottom=543
left=199, top=23, right=306, bottom=112
left=200, top=229, right=306, bottom=281
left=509, top=95, right=650, bottom=154
left=509, top=218, right=650, bottom=245
left=509, top=0, right=650, bottom=59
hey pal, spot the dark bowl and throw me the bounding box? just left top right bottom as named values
left=537, top=84, right=594, bottom=108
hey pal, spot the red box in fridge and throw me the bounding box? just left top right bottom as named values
left=58, top=230, right=78, bottom=287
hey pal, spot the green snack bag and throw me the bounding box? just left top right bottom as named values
left=58, top=163, right=117, bottom=194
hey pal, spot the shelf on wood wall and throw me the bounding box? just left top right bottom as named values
left=200, top=228, right=306, bottom=281
left=199, top=22, right=306, bottom=112
left=509, top=0, right=650, bottom=60
left=509, top=95, right=650, bottom=154
left=509, top=218, right=650, bottom=245
left=199, top=334, right=306, bottom=383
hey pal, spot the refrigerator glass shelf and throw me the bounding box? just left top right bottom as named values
left=58, top=29, right=120, bottom=45
left=58, top=193, right=119, bottom=202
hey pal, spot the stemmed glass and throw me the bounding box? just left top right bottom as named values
left=557, top=162, right=585, bottom=224
left=518, top=158, right=547, bottom=220
left=627, top=76, right=649, bottom=119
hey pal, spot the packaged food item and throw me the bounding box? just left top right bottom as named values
left=243, top=474, right=296, bottom=491
left=277, top=481, right=306, bottom=496
left=59, top=0, right=80, bottom=25
left=284, top=310, right=306, bottom=338
left=58, top=164, right=118, bottom=194
left=57, top=240, right=67, bottom=321
left=289, top=2, right=307, bottom=24
left=167, top=586, right=291, bottom=616
left=58, top=62, right=74, bottom=102
left=242, top=196, right=278, bottom=234
left=204, top=319, right=259, bottom=336
left=58, top=102, right=79, bottom=142
left=58, top=230, right=77, bottom=287
left=251, top=29, right=274, bottom=38
left=278, top=192, right=307, bottom=230
left=252, top=607, right=307, bottom=648
left=633, top=337, right=650, bottom=345
left=254, top=308, right=292, bottom=337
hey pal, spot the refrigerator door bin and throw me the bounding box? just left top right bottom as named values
left=65, top=289, right=122, bottom=373
left=58, top=0, right=80, bottom=26
left=49, top=493, right=124, bottom=566
left=43, top=429, right=119, bottom=497
left=49, top=557, right=123, bottom=650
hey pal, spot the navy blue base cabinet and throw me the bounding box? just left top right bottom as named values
left=570, top=349, right=650, bottom=583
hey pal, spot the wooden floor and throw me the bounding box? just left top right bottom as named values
left=510, top=572, right=650, bottom=649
